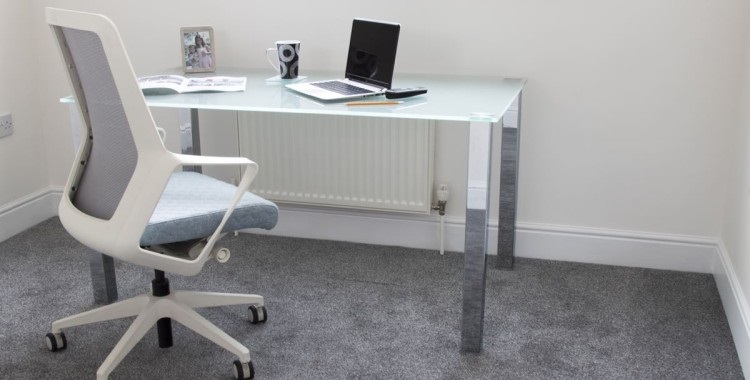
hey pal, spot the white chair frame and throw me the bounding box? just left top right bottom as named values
left=45, top=8, right=270, bottom=379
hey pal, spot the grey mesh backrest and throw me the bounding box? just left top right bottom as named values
left=58, top=27, right=138, bottom=220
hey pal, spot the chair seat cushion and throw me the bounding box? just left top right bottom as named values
left=140, top=172, right=278, bottom=246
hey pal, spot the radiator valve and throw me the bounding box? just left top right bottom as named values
left=432, top=184, right=449, bottom=216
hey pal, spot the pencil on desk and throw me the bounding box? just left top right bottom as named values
left=346, top=100, right=403, bottom=106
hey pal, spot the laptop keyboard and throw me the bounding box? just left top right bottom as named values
left=311, top=81, right=373, bottom=95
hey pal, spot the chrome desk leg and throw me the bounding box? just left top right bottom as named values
left=179, top=108, right=202, bottom=173
left=461, top=120, right=494, bottom=353
left=88, top=249, right=117, bottom=304
left=496, top=93, right=522, bottom=269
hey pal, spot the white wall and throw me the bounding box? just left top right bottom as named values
left=27, top=0, right=747, bottom=240
left=719, top=7, right=750, bottom=374
left=723, top=12, right=750, bottom=330
left=0, top=1, right=48, bottom=204
left=15, top=0, right=750, bottom=258
left=0, top=0, right=57, bottom=240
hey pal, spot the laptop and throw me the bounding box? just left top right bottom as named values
left=286, top=18, right=400, bottom=101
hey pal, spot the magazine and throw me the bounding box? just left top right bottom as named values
left=137, top=75, right=246, bottom=95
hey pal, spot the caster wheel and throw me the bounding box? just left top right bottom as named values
left=248, top=305, right=267, bottom=324
left=232, top=360, right=254, bottom=379
left=45, top=332, right=67, bottom=352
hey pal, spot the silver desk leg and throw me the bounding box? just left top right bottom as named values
left=88, top=249, right=117, bottom=304
left=68, top=105, right=119, bottom=304
left=461, top=120, right=494, bottom=353
left=496, top=93, right=523, bottom=269
left=179, top=108, right=202, bottom=172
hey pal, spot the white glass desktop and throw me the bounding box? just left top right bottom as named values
left=63, top=68, right=525, bottom=353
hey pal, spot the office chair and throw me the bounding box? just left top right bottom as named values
left=45, top=8, right=278, bottom=379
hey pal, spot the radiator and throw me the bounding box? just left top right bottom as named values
left=238, top=112, right=435, bottom=214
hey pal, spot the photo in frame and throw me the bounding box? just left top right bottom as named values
left=180, top=26, right=215, bottom=73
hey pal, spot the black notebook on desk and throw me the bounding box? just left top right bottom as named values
left=286, top=18, right=400, bottom=101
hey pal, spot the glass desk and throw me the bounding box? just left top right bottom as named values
left=64, top=69, right=525, bottom=353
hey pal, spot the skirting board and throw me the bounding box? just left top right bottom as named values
left=6, top=188, right=718, bottom=274
left=258, top=207, right=718, bottom=273
left=714, top=242, right=750, bottom=379
left=0, top=187, right=61, bottom=243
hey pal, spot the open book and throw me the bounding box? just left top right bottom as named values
left=137, top=75, right=246, bottom=95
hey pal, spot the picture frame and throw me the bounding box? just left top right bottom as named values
left=180, top=26, right=215, bottom=73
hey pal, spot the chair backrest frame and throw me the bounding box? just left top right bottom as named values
left=47, top=8, right=207, bottom=275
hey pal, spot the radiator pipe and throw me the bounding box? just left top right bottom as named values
left=434, top=184, right=450, bottom=256
left=440, top=215, right=445, bottom=255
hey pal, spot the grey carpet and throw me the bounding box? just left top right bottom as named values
left=0, top=218, right=743, bottom=379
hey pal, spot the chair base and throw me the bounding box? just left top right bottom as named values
left=48, top=286, right=264, bottom=380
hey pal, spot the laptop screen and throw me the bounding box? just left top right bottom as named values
left=344, top=19, right=400, bottom=89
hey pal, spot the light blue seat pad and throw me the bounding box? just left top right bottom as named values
left=140, top=171, right=278, bottom=246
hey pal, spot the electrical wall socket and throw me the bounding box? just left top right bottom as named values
left=0, top=113, right=13, bottom=138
